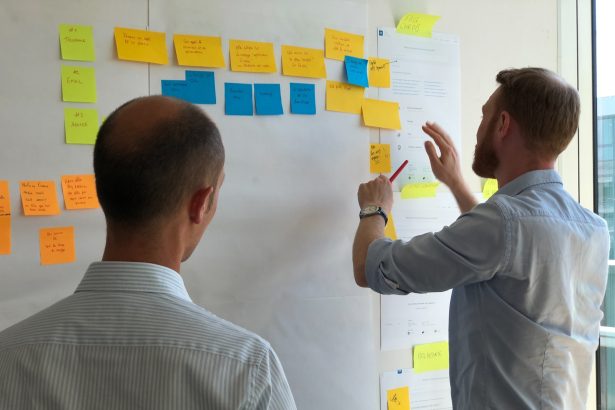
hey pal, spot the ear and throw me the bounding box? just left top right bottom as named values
left=188, top=186, right=214, bottom=224
left=498, top=111, right=511, bottom=137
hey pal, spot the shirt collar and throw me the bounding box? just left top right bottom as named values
left=495, top=169, right=563, bottom=197
left=75, top=261, right=192, bottom=302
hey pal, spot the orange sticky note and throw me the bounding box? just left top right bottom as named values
left=229, top=39, right=277, bottom=73
left=39, top=227, right=76, bottom=265
left=61, top=174, right=100, bottom=210
left=370, top=143, right=392, bottom=173
left=384, top=213, right=397, bottom=240
left=281, top=45, right=326, bottom=78
left=362, top=99, right=401, bottom=130
left=325, top=80, right=364, bottom=114
left=114, top=27, right=168, bottom=65
left=387, top=386, right=410, bottom=410
left=0, top=216, right=10, bottom=255
left=324, top=28, right=364, bottom=61
left=173, top=34, right=225, bottom=68
left=0, top=181, right=10, bottom=255
left=19, top=181, right=61, bottom=216
left=0, top=180, right=10, bottom=216
left=368, top=57, right=391, bottom=88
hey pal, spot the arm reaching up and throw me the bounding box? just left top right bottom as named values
left=422, top=122, right=477, bottom=213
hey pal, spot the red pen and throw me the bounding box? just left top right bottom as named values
left=389, top=160, right=409, bottom=182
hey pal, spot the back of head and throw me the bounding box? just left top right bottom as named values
left=93, top=96, right=225, bottom=228
left=495, top=67, right=580, bottom=159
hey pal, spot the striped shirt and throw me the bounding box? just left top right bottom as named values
left=0, top=262, right=296, bottom=410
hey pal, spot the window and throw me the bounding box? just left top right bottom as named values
left=595, top=0, right=615, bottom=407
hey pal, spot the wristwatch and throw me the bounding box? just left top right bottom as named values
left=359, top=205, right=388, bottom=225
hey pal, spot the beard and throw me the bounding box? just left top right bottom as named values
left=472, top=117, right=500, bottom=178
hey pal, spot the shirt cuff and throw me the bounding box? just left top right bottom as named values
left=365, top=238, right=408, bottom=295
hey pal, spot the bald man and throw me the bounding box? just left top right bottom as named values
left=0, top=97, right=296, bottom=410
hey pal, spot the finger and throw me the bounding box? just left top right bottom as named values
left=424, top=141, right=442, bottom=170
left=428, top=122, right=456, bottom=148
left=422, top=124, right=450, bottom=152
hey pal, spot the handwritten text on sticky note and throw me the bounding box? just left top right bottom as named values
left=290, top=83, right=316, bottom=115
left=114, top=27, right=168, bottom=64
left=229, top=40, right=277, bottom=73
left=281, top=45, right=326, bottom=79
left=325, top=80, right=364, bottom=114
left=324, top=28, right=364, bottom=61
left=396, top=13, right=441, bottom=38
left=0, top=181, right=10, bottom=216
left=39, top=227, right=75, bottom=265
left=387, top=386, right=410, bottom=410
left=370, top=144, right=392, bottom=173
left=20, top=181, right=61, bottom=216
left=173, top=34, right=225, bottom=68
left=413, top=341, right=449, bottom=373
left=61, top=65, right=97, bottom=103
left=368, top=57, right=391, bottom=88
left=59, top=24, right=95, bottom=61
left=64, top=108, right=99, bottom=144
left=61, top=175, right=100, bottom=210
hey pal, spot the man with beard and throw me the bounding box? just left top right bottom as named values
left=352, top=68, right=609, bottom=409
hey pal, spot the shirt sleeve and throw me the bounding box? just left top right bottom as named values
left=249, top=345, right=297, bottom=410
left=365, top=201, right=509, bottom=294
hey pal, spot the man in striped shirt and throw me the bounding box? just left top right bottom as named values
left=0, top=96, right=296, bottom=409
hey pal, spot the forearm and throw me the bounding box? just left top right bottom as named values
left=352, top=216, right=386, bottom=287
left=449, top=178, right=478, bottom=214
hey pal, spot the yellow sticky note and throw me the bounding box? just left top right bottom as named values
left=0, top=180, right=10, bottom=216
left=64, top=108, right=99, bottom=144
left=61, top=65, right=97, bottom=103
left=362, top=99, right=401, bottom=130
left=59, top=24, right=95, bottom=62
left=61, top=175, right=100, bottom=210
left=229, top=39, right=277, bottom=73
left=413, top=341, right=449, bottom=373
left=19, top=181, right=61, bottom=216
left=324, top=28, right=364, bottom=61
left=482, top=178, right=499, bottom=199
left=173, top=34, right=225, bottom=68
left=39, top=227, right=76, bottom=265
left=114, top=27, right=168, bottom=65
left=0, top=180, right=10, bottom=255
left=0, top=216, right=10, bottom=255
left=384, top=213, right=397, bottom=240
left=281, top=45, right=326, bottom=79
left=368, top=57, right=391, bottom=88
left=396, top=13, right=441, bottom=38
left=387, top=386, right=410, bottom=410
left=370, top=144, right=392, bottom=173
left=401, top=182, right=439, bottom=199
left=325, top=80, right=364, bottom=114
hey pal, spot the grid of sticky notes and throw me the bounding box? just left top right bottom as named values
left=0, top=178, right=99, bottom=262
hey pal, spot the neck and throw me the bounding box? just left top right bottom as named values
left=495, top=156, right=556, bottom=188
left=102, top=222, right=184, bottom=273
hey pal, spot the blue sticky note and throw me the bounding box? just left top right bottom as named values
left=161, top=80, right=192, bottom=101
left=254, top=84, right=283, bottom=115
left=185, top=70, right=216, bottom=104
left=344, top=55, right=369, bottom=88
left=290, top=83, right=316, bottom=115
left=225, top=83, right=253, bottom=116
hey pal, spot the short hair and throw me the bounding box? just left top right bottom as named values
left=93, top=97, right=225, bottom=227
left=495, top=67, right=580, bottom=158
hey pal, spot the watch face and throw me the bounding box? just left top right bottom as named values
left=361, top=205, right=379, bottom=215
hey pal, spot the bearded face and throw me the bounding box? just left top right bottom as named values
left=472, top=113, right=500, bottom=178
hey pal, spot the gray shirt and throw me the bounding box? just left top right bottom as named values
left=0, top=261, right=296, bottom=410
left=366, top=170, right=609, bottom=409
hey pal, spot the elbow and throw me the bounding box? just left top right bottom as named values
left=353, top=264, right=369, bottom=288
